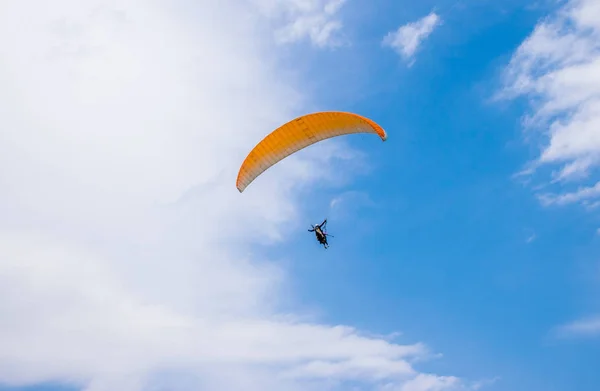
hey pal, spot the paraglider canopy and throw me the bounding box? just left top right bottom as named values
left=236, top=111, right=387, bottom=193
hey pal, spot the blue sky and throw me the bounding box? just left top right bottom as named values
left=1, top=0, right=599, bottom=391
left=273, top=0, right=600, bottom=389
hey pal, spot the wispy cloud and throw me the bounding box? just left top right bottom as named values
left=499, top=0, right=600, bottom=207
left=379, top=373, right=497, bottom=391
left=471, top=377, right=501, bottom=390
left=537, top=181, right=600, bottom=207
left=329, top=190, right=376, bottom=219
left=553, top=316, right=600, bottom=338
left=253, top=0, right=348, bottom=47
left=0, top=1, right=469, bottom=391
left=398, top=374, right=460, bottom=391
left=382, top=11, right=441, bottom=65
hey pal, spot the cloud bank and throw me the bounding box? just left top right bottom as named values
left=0, top=1, right=468, bottom=391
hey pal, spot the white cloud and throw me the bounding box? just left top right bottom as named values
left=399, top=374, right=461, bottom=391
left=537, top=181, right=600, bottom=207
left=382, top=12, right=441, bottom=64
left=554, top=316, right=600, bottom=338
left=0, top=1, right=471, bottom=391
left=500, top=0, right=600, bottom=206
left=380, top=374, right=498, bottom=391
left=378, top=374, right=463, bottom=391
left=252, top=0, right=348, bottom=47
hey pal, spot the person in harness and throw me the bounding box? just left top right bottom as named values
left=308, top=218, right=332, bottom=249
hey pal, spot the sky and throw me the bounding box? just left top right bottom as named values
left=1, top=0, right=599, bottom=390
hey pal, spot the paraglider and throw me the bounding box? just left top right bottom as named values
left=235, top=111, right=387, bottom=193
left=236, top=111, right=387, bottom=248
left=308, top=218, right=332, bottom=249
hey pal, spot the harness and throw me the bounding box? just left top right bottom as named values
left=315, top=227, right=326, bottom=243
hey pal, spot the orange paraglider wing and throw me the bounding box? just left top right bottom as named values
left=236, top=111, right=387, bottom=193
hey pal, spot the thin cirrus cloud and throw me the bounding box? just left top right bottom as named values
left=0, top=1, right=472, bottom=391
left=499, top=0, right=600, bottom=208
left=553, top=317, right=600, bottom=338
left=382, top=11, right=441, bottom=65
